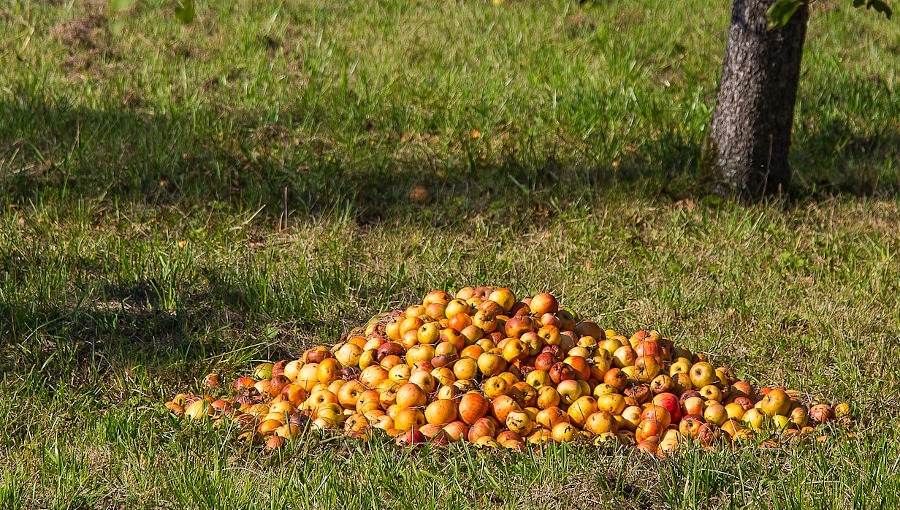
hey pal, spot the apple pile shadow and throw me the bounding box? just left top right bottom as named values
left=167, top=287, right=848, bottom=454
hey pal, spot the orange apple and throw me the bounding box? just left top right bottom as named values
left=395, top=383, right=427, bottom=409
left=425, top=399, right=458, bottom=425
left=393, top=408, right=426, bottom=432
left=584, top=410, right=617, bottom=435
left=458, top=393, right=490, bottom=425
left=490, top=395, right=521, bottom=423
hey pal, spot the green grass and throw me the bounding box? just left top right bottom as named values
left=1, top=0, right=900, bottom=508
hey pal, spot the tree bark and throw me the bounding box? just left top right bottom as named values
left=703, top=0, right=809, bottom=201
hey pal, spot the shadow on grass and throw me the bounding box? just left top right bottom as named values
left=2, top=86, right=898, bottom=227
left=793, top=117, right=900, bottom=199
left=0, top=254, right=396, bottom=380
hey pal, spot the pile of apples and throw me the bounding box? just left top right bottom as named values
left=165, top=287, right=848, bottom=455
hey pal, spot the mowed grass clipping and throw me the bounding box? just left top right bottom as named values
left=1, top=0, right=900, bottom=508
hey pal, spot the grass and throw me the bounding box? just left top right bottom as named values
left=1, top=0, right=899, bottom=508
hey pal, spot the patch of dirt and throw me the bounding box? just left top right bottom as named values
left=51, top=10, right=108, bottom=51
left=50, top=3, right=122, bottom=77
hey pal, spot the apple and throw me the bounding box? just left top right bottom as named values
left=508, top=382, right=537, bottom=408
left=303, top=348, right=332, bottom=365
left=533, top=352, right=557, bottom=372
left=458, top=393, right=490, bottom=425
left=334, top=343, right=363, bottom=368
left=505, top=410, right=535, bottom=436
left=759, top=388, right=791, bottom=417
left=416, top=322, right=441, bottom=345
left=269, top=375, right=291, bottom=397
left=689, top=362, right=718, bottom=388
left=337, top=380, right=366, bottom=409
left=264, top=435, right=286, bottom=451
left=477, top=352, right=507, bottom=377
left=467, top=417, right=498, bottom=442
left=730, top=380, right=754, bottom=400
left=682, top=396, right=706, bottom=417
left=359, top=365, right=388, bottom=389
left=612, top=345, right=637, bottom=368
left=603, top=368, right=628, bottom=391
left=567, top=396, right=599, bottom=427
left=528, top=293, right=558, bottom=315
left=679, top=414, right=704, bottom=439
left=489, top=395, right=521, bottom=423
left=635, top=418, right=663, bottom=443
left=704, top=402, right=729, bottom=426
left=358, top=350, right=377, bottom=370
left=596, top=393, right=627, bottom=415
left=441, top=420, right=469, bottom=442
left=425, top=399, right=458, bottom=425
left=393, top=408, right=426, bottom=432
left=698, top=384, right=723, bottom=403
left=741, top=408, right=768, bottom=431
left=640, top=404, right=672, bottom=430
left=376, top=342, right=406, bottom=362
left=388, top=364, right=412, bottom=384
left=724, top=402, right=746, bottom=421
left=450, top=357, right=476, bottom=381
left=584, top=410, right=617, bottom=435
left=548, top=362, right=577, bottom=384
left=524, top=369, right=551, bottom=390
left=696, top=423, right=721, bottom=447
left=633, top=356, right=661, bottom=383
left=531, top=403, right=561, bottom=425
left=536, top=386, right=561, bottom=409
left=834, top=402, right=850, bottom=419
left=395, top=383, right=427, bottom=409
left=556, top=379, right=583, bottom=405
left=599, top=337, right=623, bottom=356
left=652, top=392, right=682, bottom=424
left=408, top=370, right=436, bottom=393
left=619, top=405, right=643, bottom=432
left=504, top=316, right=534, bottom=338
left=496, top=430, right=523, bottom=446
left=447, top=313, right=473, bottom=332
left=551, top=421, right=579, bottom=442
left=536, top=325, right=562, bottom=347
left=481, top=376, right=509, bottom=399
left=563, top=356, right=591, bottom=381
left=577, top=335, right=598, bottom=350
left=395, top=428, right=428, bottom=446
left=649, top=374, right=674, bottom=394
left=455, top=287, right=476, bottom=300
left=403, top=305, right=425, bottom=319
left=623, top=385, right=651, bottom=406
left=720, top=418, right=742, bottom=438
left=487, top=288, right=516, bottom=312
left=501, top=338, right=529, bottom=363
left=809, top=404, right=835, bottom=424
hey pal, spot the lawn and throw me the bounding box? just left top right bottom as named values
left=1, top=0, right=899, bottom=508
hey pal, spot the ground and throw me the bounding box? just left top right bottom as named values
left=1, top=0, right=899, bottom=508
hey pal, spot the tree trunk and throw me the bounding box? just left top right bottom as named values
left=703, top=0, right=809, bottom=201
